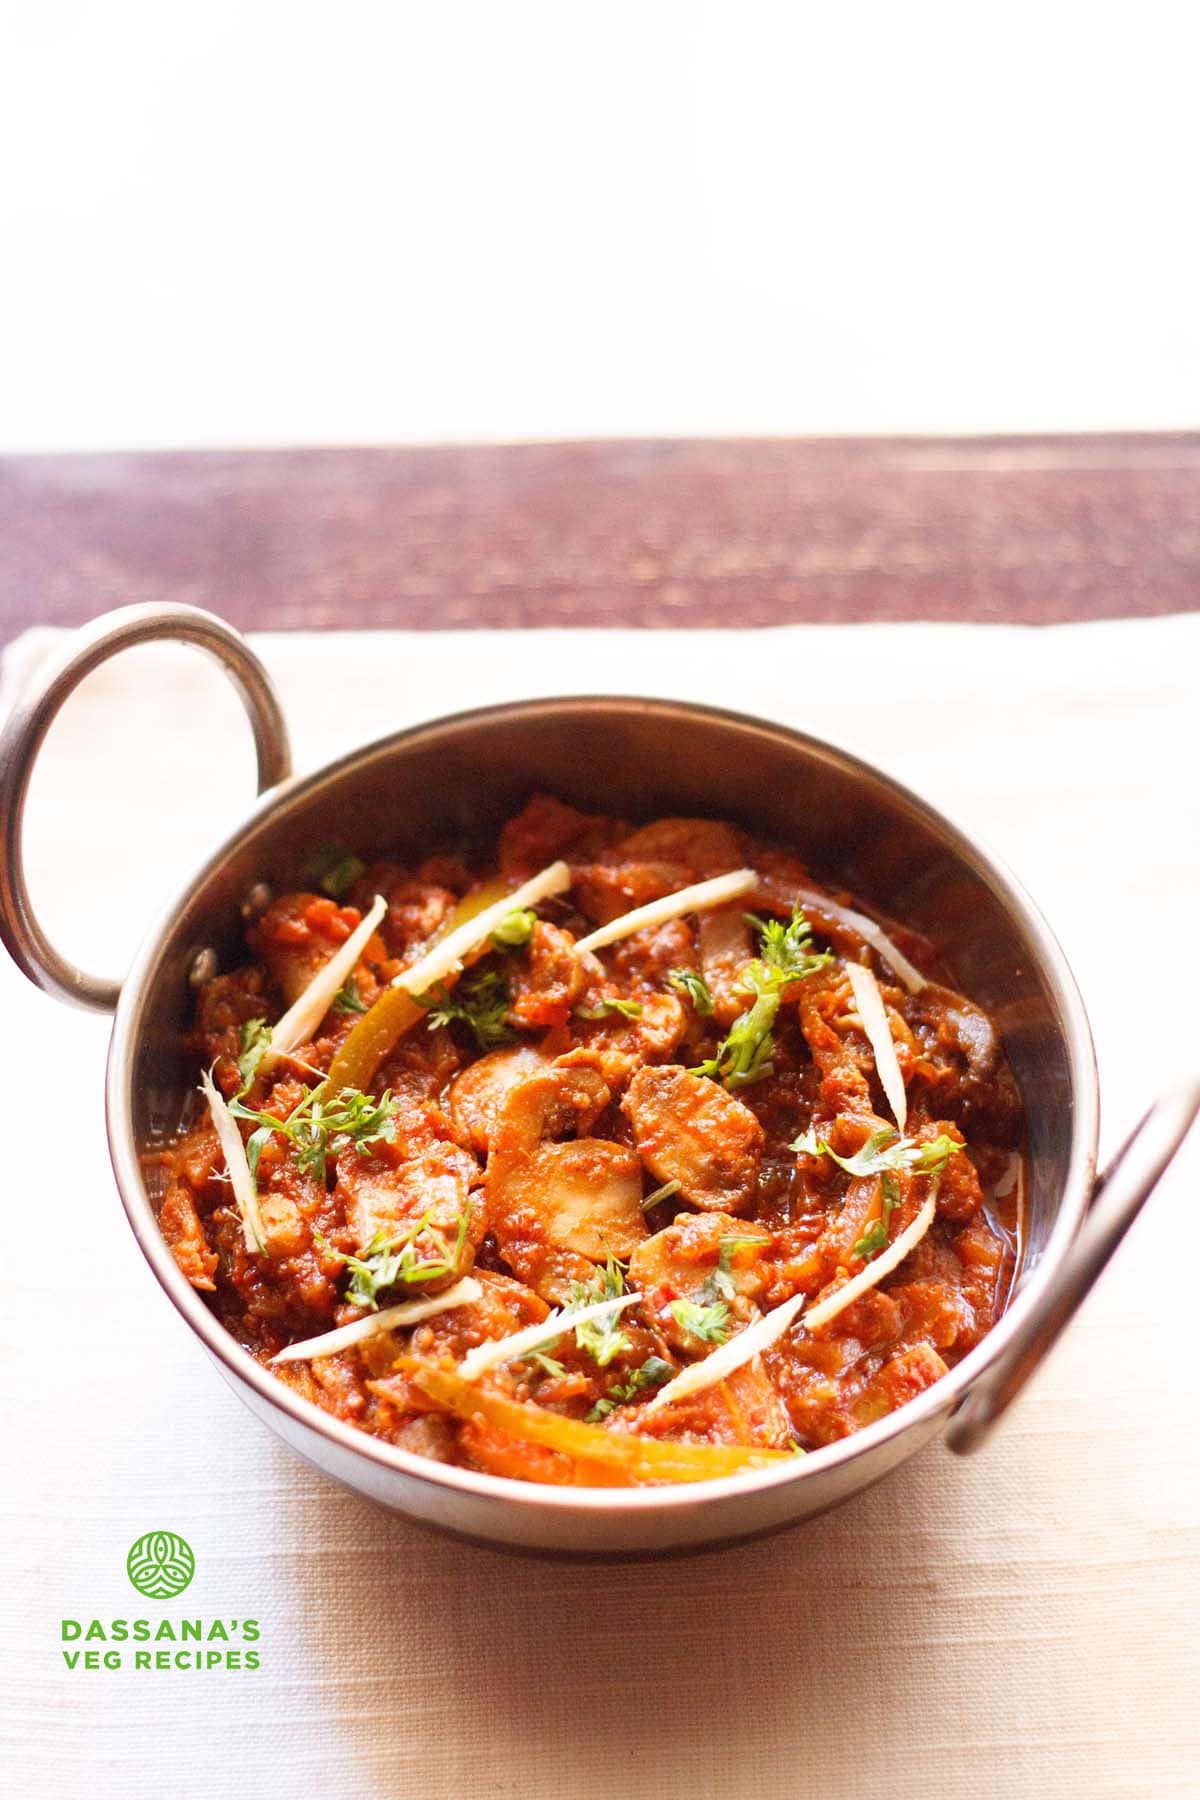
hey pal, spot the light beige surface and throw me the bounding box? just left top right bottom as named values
left=1, top=616, right=1198, bottom=1799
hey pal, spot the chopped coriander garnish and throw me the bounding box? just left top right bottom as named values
left=573, top=1314, right=630, bottom=1367
left=318, top=1205, right=471, bottom=1310
left=790, top=1126, right=823, bottom=1157
left=852, top=1171, right=902, bottom=1262
left=750, top=908, right=833, bottom=984
left=308, top=844, right=367, bottom=900
left=331, top=982, right=368, bottom=1015
left=230, top=1080, right=399, bottom=1187
left=671, top=1296, right=732, bottom=1344
left=791, top=1124, right=961, bottom=1180
left=667, top=968, right=714, bottom=1015
left=490, top=908, right=537, bottom=949
left=419, top=968, right=515, bottom=1050
left=568, top=1258, right=632, bottom=1366
left=586, top=1355, right=674, bottom=1420
left=641, top=1177, right=682, bottom=1212
left=851, top=1218, right=888, bottom=1261
left=690, top=965, right=781, bottom=1089
left=691, top=905, right=830, bottom=1090
left=702, top=1233, right=770, bottom=1302
left=576, top=996, right=644, bottom=1021
left=521, top=1348, right=568, bottom=1379
left=236, top=1017, right=273, bottom=1092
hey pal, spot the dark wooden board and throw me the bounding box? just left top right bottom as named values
left=1, top=435, right=1197, bottom=639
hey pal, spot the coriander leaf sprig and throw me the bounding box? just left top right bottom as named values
left=702, top=1233, right=770, bottom=1303
left=790, top=1124, right=961, bottom=1180
left=667, top=968, right=714, bottom=1015
left=236, top=1017, right=273, bottom=1092
left=469, top=1259, right=637, bottom=1379
left=752, top=908, right=833, bottom=983
left=331, top=981, right=368, bottom=1015
left=853, top=1172, right=902, bottom=1261
left=318, top=1206, right=472, bottom=1310
left=670, top=1297, right=732, bottom=1344
left=791, top=1127, right=961, bottom=1261
left=418, top=968, right=515, bottom=1049
left=229, top=1080, right=399, bottom=1187
left=586, top=1356, right=674, bottom=1420
left=691, top=904, right=830, bottom=1091
left=490, top=908, right=537, bottom=948
left=567, top=1257, right=633, bottom=1366
left=576, top=995, right=644, bottom=1021
left=690, top=964, right=780, bottom=1089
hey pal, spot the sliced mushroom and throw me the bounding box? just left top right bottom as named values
left=486, top=1061, right=648, bottom=1301
left=622, top=1064, right=764, bottom=1214
left=697, top=907, right=754, bottom=1026
left=628, top=1210, right=769, bottom=1353
left=448, top=1044, right=547, bottom=1154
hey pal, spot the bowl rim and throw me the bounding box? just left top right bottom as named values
left=105, top=692, right=1100, bottom=1519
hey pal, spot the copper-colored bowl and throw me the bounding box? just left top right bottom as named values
left=2, top=604, right=1195, bottom=1556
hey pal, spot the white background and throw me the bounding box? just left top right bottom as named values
left=2, top=2, right=1199, bottom=453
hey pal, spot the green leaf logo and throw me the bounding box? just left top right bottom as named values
left=126, top=1531, right=196, bottom=1599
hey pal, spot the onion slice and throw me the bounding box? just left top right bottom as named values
left=648, top=1189, right=939, bottom=1408
left=270, top=1276, right=483, bottom=1364
left=575, top=869, right=758, bottom=955
left=200, top=1067, right=267, bottom=1255
left=457, top=1292, right=640, bottom=1380
left=845, top=959, right=907, bottom=1133
left=266, top=892, right=388, bottom=1065
left=988, top=1149, right=1024, bottom=1208
left=800, top=889, right=926, bottom=994
left=392, top=860, right=572, bottom=995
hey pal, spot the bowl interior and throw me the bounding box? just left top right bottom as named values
left=128, top=697, right=1091, bottom=1302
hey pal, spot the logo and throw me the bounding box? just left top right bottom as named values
left=57, top=1535, right=261, bottom=1672
left=126, top=1531, right=196, bottom=1600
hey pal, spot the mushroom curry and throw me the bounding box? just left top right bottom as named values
left=148, top=796, right=1024, bottom=1487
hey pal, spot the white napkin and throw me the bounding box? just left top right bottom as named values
left=2, top=615, right=1198, bottom=1800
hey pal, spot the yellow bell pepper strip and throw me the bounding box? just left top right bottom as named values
left=328, top=862, right=570, bottom=1091
left=326, top=877, right=517, bottom=1093
left=399, top=1358, right=792, bottom=1485
left=327, top=988, right=427, bottom=1095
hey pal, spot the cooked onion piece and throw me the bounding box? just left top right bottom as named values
left=988, top=1149, right=1025, bottom=1211
left=200, top=1068, right=267, bottom=1254
left=648, top=1191, right=939, bottom=1408
left=645, top=1292, right=807, bottom=1413
left=270, top=1276, right=483, bottom=1364
left=845, top=959, right=907, bottom=1132
left=457, top=1292, right=640, bottom=1381
left=266, top=892, right=388, bottom=1065
left=574, top=869, right=757, bottom=955
left=804, top=891, right=926, bottom=994
left=802, top=1192, right=937, bottom=1330
left=392, top=860, right=572, bottom=994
